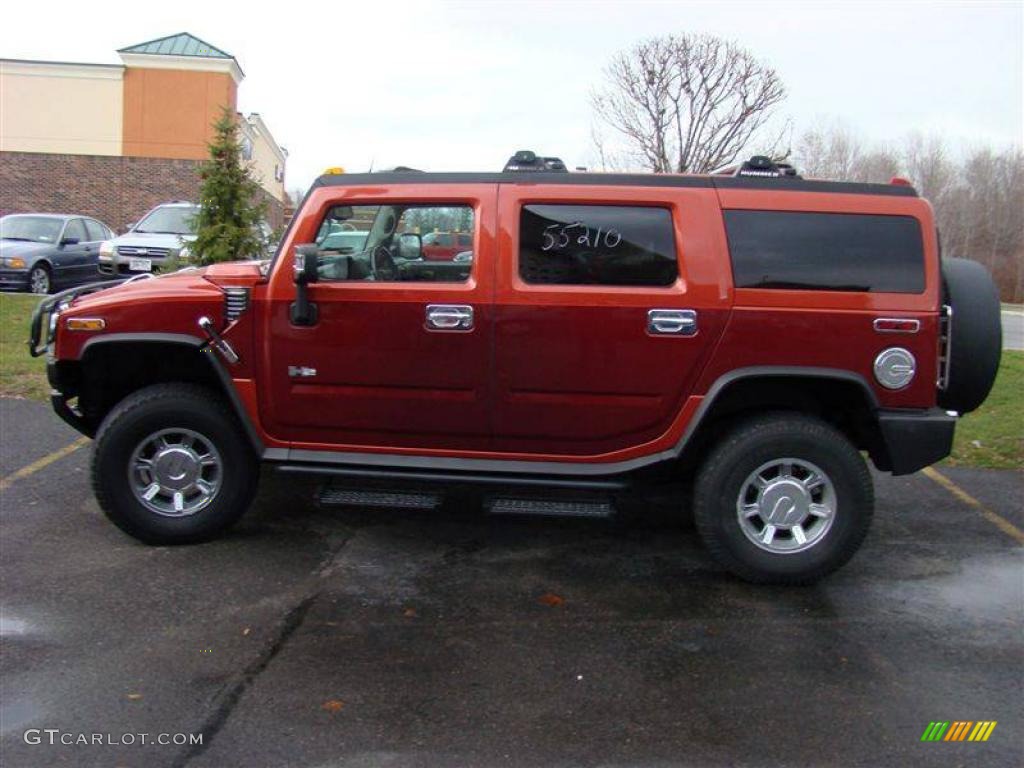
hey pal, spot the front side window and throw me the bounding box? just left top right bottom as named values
left=313, top=204, right=473, bottom=283
left=134, top=206, right=199, bottom=236
left=725, top=210, right=925, bottom=293
left=519, top=204, right=678, bottom=286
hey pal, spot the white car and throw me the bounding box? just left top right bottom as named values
left=98, top=202, right=199, bottom=277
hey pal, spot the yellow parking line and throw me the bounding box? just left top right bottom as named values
left=0, top=437, right=90, bottom=492
left=922, top=466, right=1024, bottom=546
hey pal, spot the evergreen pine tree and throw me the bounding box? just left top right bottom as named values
left=191, top=108, right=268, bottom=264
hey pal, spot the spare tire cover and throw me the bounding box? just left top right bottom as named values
left=938, top=257, right=1002, bottom=414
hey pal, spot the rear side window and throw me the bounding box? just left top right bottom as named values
left=519, top=204, right=677, bottom=286
left=85, top=219, right=109, bottom=241
left=725, top=210, right=925, bottom=293
left=64, top=219, right=87, bottom=243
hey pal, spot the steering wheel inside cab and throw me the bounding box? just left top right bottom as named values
left=371, top=245, right=398, bottom=281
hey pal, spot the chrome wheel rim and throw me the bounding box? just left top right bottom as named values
left=29, top=268, right=49, bottom=294
left=736, top=458, right=836, bottom=554
left=129, top=428, right=222, bottom=517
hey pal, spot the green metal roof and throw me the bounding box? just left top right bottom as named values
left=118, top=33, right=233, bottom=59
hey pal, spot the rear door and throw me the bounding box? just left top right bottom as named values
left=82, top=220, right=110, bottom=282
left=54, top=219, right=91, bottom=287
left=492, top=184, right=732, bottom=460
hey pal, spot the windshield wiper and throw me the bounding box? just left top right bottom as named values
left=2, top=237, right=34, bottom=242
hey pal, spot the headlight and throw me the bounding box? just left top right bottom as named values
left=3, top=257, right=27, bottom=269
left=98, top=241, right=114, bottom=262
left=178, top=246, right=191, bottom=262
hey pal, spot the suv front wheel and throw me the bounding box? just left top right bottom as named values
left=92, top=383, right=259, bottom=544
left=694, top=413, right=873, bottom=585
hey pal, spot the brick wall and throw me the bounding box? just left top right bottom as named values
left=0, top=151, right=284, bottom=232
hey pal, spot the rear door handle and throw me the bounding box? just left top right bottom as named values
left=425, top=304, right=474, bottom=331
left=647, top=309, right=698, bottom=336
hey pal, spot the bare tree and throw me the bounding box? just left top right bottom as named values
left=795, top=124, right=901, bottom=184
left=289, top=187, right=307, bottom=208
left=591, top=33, right=786, bottom=173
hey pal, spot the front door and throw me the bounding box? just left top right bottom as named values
left=262, top=184, right=497, bottom=453
left=491, top=184, right=731, bottom=459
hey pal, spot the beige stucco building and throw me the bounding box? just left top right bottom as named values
left=0, top=33, right=288, bottom=227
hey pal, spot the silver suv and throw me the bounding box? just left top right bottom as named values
left=98, top=202, right=199, bottom=276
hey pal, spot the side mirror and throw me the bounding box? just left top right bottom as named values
left=396, top=232, right=422, bottom=261
left=293, top=244, right=320, bottom=285
left=124, top=222, right=136, bottom=233
left=291, top=244, right=319, bottom=326
left=60, top=236, right=80, bottom=247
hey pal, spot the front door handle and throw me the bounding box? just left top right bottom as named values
left=647, top=308, right=698, bottom=336
left=425, top=304, right=474, bottom=331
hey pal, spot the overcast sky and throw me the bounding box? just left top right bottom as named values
left=2, top=0, right=1021, bottom=191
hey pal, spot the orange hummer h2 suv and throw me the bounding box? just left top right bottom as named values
left=30, top=152, right=1003, bottom=584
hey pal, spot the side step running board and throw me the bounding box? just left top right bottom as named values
left=486, top=498, right=614, bottom=519
left=277, top=463, right=628, bottom=491
left=318, top=487, right=441, bottom=510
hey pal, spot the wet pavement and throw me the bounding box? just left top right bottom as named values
left=1, top=397, right=1022, bottom=767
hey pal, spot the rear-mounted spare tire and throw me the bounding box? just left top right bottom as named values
left=938, top=257, right=1002, bottom=414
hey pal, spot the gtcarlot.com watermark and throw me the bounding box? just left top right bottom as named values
left=24, top=729, right=202, bottom=747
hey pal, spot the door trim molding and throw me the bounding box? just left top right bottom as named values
left=265, top=366, right=878, bottom=477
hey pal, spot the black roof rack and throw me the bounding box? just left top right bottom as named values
left=503, top=150, right=568, bottom=173
left=312, top=171, right=916, bottom=197
left=732, top=155, right=800, bottom=179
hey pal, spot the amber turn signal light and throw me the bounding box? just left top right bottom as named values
left=65, top=318, right=106, bottom=331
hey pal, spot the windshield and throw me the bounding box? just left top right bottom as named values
left=134, top=206, right=198, bottom=235
left=0, top=215, right=64, bottom=243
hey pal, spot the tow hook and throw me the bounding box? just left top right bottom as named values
left=197, top=316, right=240, bottom=364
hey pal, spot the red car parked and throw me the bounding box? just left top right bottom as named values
left=30, top=152, right=1002, bottom=584
left=422, top=231, right=473, bottom=261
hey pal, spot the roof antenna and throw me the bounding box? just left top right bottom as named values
left=368, top=157, right=375, bottom=173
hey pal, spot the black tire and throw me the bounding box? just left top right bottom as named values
left=92, top=383, right=259, bottom=544
left=938, top=257, right=1002, bottom=414
left=28, top=264, right=51, bottom=294
left=693, top=413, right=873, bottom=585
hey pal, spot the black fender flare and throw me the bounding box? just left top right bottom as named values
left=71, top=333, right=264, bottom=452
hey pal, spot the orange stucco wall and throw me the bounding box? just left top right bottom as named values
left=122, top=68, right=237, bottom=160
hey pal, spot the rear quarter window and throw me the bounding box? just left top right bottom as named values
left=725, top=210, right=925, bottom=293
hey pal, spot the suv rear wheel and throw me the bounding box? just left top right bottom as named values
left=693, top=413, right=873, bottom=585
left=92, top=383, right=258, bottom=544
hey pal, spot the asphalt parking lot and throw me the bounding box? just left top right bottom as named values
left=1, top=397, right=1021, bottom=768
